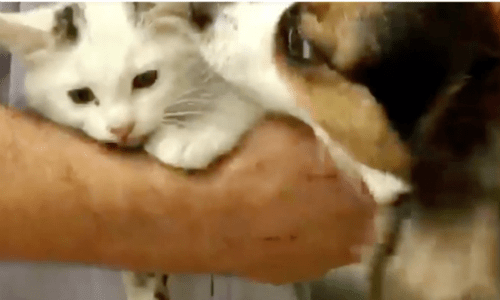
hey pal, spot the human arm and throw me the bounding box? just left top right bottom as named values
left=0, top=106, right=375, bottom=284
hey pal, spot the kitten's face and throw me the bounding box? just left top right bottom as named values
left=0, top=2, right=198, bottom=146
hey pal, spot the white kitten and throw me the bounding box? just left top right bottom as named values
left=0, top=3, right=265, bottom=300
left=0, top=2, right=263, bottom=170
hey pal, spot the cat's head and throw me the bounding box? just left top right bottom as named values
left=192, top=2, right=500, bottom=144
left=191, top=3, right=500, bottom=208
left=0, top=2, right=198, bottom=147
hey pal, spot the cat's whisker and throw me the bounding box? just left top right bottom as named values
left=166, top=94, right=216, bottom=113
left=173, top=93, right=213, bottom=102
left=165, top=104, right=211, bottom=114
left=162, top=116, right=186, bottom=122
left=169, top=98, right=207, bottom=105
left=171, top=91, right=213, bottom=104
left=164, top=111, right=206, bottom=118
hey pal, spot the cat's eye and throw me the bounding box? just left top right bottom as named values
left=283, top=24, right=327, bottom=67
left=132, top=70, right=158, bottom=89
left=278, top=4, right=332, bottom=68
left=68, top=87, right=96, bottom=104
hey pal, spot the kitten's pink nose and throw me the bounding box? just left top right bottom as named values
left=110, top=122, right=135, bottom=141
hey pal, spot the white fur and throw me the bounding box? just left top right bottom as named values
left=145, top=68, right=263, bottom=169
left=0, top=3, right=263, bottom=169
left=2, top=3, right=194, bottom=142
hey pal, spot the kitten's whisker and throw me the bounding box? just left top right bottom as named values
left=164, top=111, right=206, bottom=118
left=167, top=99, right=207, bottom=107
left=166, top=96, right=215, bottom=113
left=172, top=92, right=213, bottom=104
left=165, top=105, right=210, bottom=114
left=172, top=94, right=213, bottom=103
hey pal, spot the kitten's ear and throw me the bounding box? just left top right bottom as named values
left=0, top=4, right=82, bottom=63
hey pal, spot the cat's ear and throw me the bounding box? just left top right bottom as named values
left=0, top=4, right=82, bottom=63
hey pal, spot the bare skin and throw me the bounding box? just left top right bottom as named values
left=0, top=106, right=375, bottom=284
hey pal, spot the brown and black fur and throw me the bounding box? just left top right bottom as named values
left=173, top=2, right=500, bottom=300
left=274, top=3, right=500, bottom=300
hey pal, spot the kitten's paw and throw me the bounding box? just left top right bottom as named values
left=145, top=124, right=243, bottom=170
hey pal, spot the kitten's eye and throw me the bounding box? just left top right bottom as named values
left=132, top=70, right=158, bottom=89
left=68, top=87, right=96, bottom=104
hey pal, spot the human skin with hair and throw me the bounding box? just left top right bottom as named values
left=0, top=106, right=375, bottom=284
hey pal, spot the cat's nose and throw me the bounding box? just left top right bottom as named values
left=110, top=122, right=135, bottom=141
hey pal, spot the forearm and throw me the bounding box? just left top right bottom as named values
left=0, top=106, right=223, bottom=273
left=0, top=106, right=374, bottom=283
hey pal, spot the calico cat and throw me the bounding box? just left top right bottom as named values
left=191, top=2, right=500, bottom=300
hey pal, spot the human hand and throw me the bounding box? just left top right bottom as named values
left=203, top=116, right=376, bottom=284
